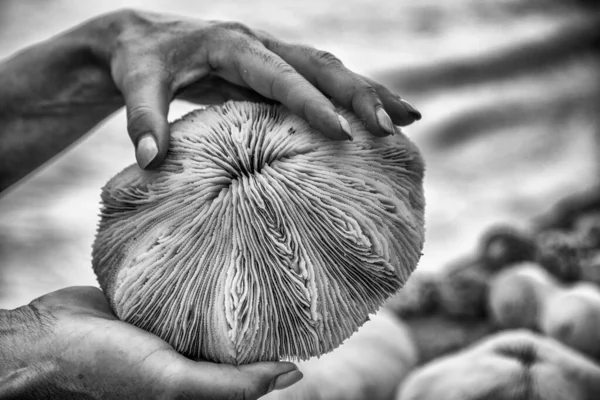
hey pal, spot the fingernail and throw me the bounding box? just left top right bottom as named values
left=400, top=99, right=422, bottom=121
left=136, top=133, right=158, bottom=169
left=376, top=107, right=396, bottom=136
left=337, top=114, right=353, bottom=141
left=270, top=370, right=303, bottom=392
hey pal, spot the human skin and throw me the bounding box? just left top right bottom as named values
left=0, top=287, right=303, bottom=399
left=0, top=8, right=421, bottom=398
left=0, top=8, right=420, bottom=192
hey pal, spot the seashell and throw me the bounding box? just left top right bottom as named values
left=535, top=230, right=582, bottom=282
left=478, top=224, right=536, bottom=272
left=541, top=282, right=600, bottom=360
left=580, top=251, right=600, bottom=285
left=396, top=330, right=600, bottom=400
left=574, top=212, right=600, bottom=250
left=92, top=101, right=425, bottom=364
left=405, top=313, right=495, bottom=365
left=488, top=262, right=559, bottom=331
left=437, top=258, right=490, bottom=320
left=385, top=271, right=440, bottom=318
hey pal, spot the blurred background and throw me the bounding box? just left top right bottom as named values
left=0, top=0, right=598, bottom=310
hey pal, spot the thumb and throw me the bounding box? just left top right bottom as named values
left=120, top=69, right=171, bottom=170
left=170, top=360, right=303, bottom=400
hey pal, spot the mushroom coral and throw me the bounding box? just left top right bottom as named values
left=92, top=101, right=425, bottom=364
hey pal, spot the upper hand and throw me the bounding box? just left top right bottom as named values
left=89, top=9, right=421, bottom=169
left=0, top=286, right=302, bottom=399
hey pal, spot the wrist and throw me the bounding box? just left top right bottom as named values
left=0, top=307, right=63, bottom=399
left=65, top=9, right=131, bottom=68
left=0, top=18, right=123, bottom=116
left=0, top=306, right=58, bottom=398
left=74, top=8, right=160, bottom=70
left=0, top=305, right=54, bottom=369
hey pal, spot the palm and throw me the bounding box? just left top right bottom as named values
left=20, top=286, right=301, bottom=399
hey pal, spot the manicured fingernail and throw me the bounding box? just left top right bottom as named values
left=400, top=99, right=422, bottom=120
left=376, top=107, right=396, bottom=136
left=136, top=133, right=158, bottom=169
left=337, top=114, right=353, bottom=141
left=270, top=370, right=303, bottom=392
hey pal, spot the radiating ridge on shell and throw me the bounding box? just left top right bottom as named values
left=92, top=101, right=426, bottom=364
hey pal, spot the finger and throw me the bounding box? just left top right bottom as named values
left=168, top=359, right=303, bottom=400
left=266, top=40, right=391, bottom=137
left=29, top=286, right=115, bottom=318
left=260, top=36, right=421, bottom=135
left=118, top=63, right=171, bottom=169
left=210, top=36, right=353, bottom=141
left=360, top=75, right=422, bottom=126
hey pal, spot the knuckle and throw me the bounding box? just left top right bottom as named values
left=227, top=38, right=263, bottom=65
left=271, top=67, right=301, bottom=99
left=352, top=79, right=380, bottom=104
left=127, top=104, right=154, bottom=132
left=350, top=80, right=382, bottom=115
left=365, top=78, right=386, bottom=93
left=112, top=32, right=133, bottom=56
left=312, top=49, right=343, bottom=68
left=212, top=21, right=257, bottom=39
left=113, top=7, right=141, bottom=22
left=255, top=28, right=278, bottom=47
left=102, top=8, right=142, bottom=33
left=361, top=83, right=380, bottom=99
left=110, top=9, right=153, bottom=51
left=276, top=65, right=299, bottom=79
left=366, top=80, right=398, bottom=103
left=244, top=44, right=275, bottom=63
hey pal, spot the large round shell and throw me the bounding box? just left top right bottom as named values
left=92, top=101, right=426, bottom=364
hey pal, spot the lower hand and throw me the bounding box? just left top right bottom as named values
left=0, top=286, right=302, bottom=399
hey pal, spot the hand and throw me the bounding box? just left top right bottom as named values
left=0, top=9, right=422, bottom=191
left=0, top=286, right=303, bottom=399
left=89, top=9, right=421, bottom=169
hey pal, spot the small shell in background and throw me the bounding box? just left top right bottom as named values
left=385, top=271, right=440, bottom=318
left=580, top=251, right=600, bottom=285
left=488, top=262, right=559, bottom=331
left=437, top=258, right=490, bottom=320
left=405, top=314, right=495, bottom=365
left=478, top=225, right=537, bottom=272
left=541, top=282, right=600, bottom=360
left=535, top=230, right=583, bottom=282
left=574, top=212, right=600, bottom=250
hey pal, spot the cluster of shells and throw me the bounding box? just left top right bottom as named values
left=92, top=101, right=426, bottom=364
left=386, top=190, right=600, bottom=399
